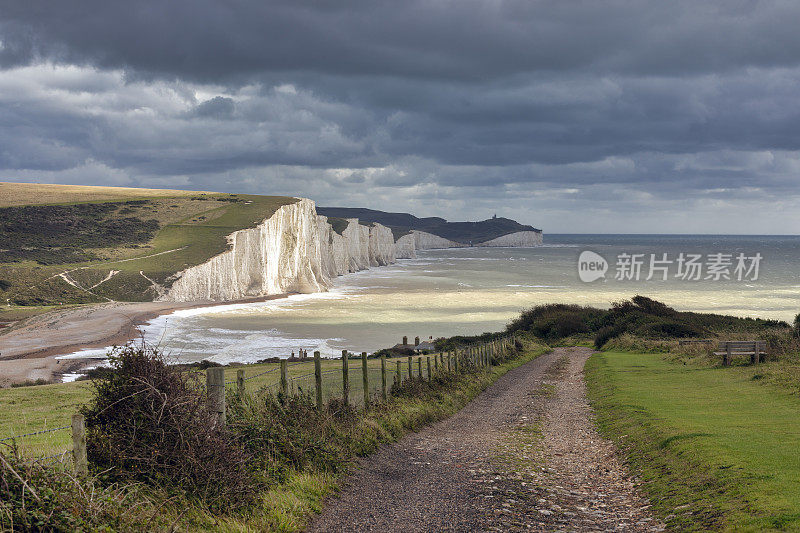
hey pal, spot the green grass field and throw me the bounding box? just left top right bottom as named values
left=0, top=354, right=442, bottom=459
left=586, top=351, right=800, bottom=531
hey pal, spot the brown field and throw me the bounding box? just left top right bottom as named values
left=0, top=182, right=214, bottom=207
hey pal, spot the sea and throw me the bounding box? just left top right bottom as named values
left=64, top=234, right=800, bottom=366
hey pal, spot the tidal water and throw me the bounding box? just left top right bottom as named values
left=68, top=234, right=800, bottom=365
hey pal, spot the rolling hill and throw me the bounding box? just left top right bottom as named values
left=316, top=207, right=541, bottom=244
left=0, top=182, right=296, bottom=311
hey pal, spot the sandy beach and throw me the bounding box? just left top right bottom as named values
left=0, top=294, right=290, bottom=386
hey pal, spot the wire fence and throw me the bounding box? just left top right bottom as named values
left=210, top=334, right=520, bottom=413
left=0, top=422, right=73, bottom=467
left=0, top=334, right=520, bottom=475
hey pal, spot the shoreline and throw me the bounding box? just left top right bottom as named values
left=0, top=294, right=292, bottom=386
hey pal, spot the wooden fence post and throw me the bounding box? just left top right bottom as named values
left=342, top=350, right=350, bottom=407
left=396, top=360, right=402, bottom=385
left=454, top=350, right=460, bottom=373
left=206, top=367, right=226, bottom=429
left=279, top=359, right=289, bottom=400
left=407, top=356, right=412, bottom=379
left=427, top=356, right=432, bottom=380
left=71, top=413, right=87, bottom=477
left=434, top=353, right=439, bottom=371
left=381, top=354, right=387, bottom=401
left=314, top=351, right=323, bottom=409
left=236, top=369, right=245, bottom=396
left=362, top=352, right=370, bottom=409
left=417, top=357, right=422, bottom=377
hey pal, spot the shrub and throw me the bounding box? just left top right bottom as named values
left=227, top=392, right=345, bottom=486
left=511, top=296, right=790, bottom=347
left=595, top=325, right=622, bottom=349
left=81, top=343, right=257, bottom=511
left=9, top=378, right=51, bottom=388
left=633, top=319, right=704, bottom=339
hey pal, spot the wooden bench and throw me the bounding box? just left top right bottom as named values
left=714, top=340, right=767, bottom=366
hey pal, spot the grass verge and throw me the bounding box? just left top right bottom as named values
left=586, top=351, right=800, bottom=532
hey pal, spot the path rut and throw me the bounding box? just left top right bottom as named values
left=308, top=347, right=663, bottom=532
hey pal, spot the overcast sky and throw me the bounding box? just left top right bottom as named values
left=2, top=1, right=800, bottom=233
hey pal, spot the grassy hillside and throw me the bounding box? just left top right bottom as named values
left=587, top=351, right=800, bottom=531
left=0, top=183, right=296, bottom=314
left=317, top=206, right=541, bottom=244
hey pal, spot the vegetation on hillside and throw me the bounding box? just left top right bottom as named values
left=0, top=201, right=160, bottom=264
left=507, top=295, right=790, bottom=350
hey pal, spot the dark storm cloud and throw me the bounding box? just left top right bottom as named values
left=4, top=1, right=800, bottom=80
left=2, top=1, right=800, bottom=232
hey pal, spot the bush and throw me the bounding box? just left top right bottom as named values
left=81, top=344, right=257, bottom=511
left=227, top=392, right=345, bottom=486
left=594, top=325, right=622, bottom=349
left=511, top=296, right=791, bottom=347
left=9, top=378, right=51, bottom=388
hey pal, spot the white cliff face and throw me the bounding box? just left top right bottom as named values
left=394, top=233, right=416, bottom=259
left=164, top=202, right=404, bottom=302
left=413, top=230, right=465, bottom=250
left=342, top=219, right=370, bottom=271
left=161, top=198, right=542, bottom=302
left=164, top=199, right=331, bottom=302
left=369, top=223, right=396, bottom=265
left=477, top=231, right=543, bottom=247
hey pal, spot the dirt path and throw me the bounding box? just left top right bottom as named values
left=308, top=347, right=663, bottom=532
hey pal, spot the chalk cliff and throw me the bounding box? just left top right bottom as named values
left=164, top=201, right=404, bottom=302
left=477, top=230, right=543, bottom=247
left=394, top=233, right=416, bottom=259
left=162, top=198, right=542, bottom=302
left=413, top=230, right=466, bottom=250
left=164, top=199, right=329, bottom=301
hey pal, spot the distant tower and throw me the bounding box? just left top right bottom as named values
left=492, top=213, right=497, bottom=219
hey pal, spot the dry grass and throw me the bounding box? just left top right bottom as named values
left=0, top=182, right=211, bottom=207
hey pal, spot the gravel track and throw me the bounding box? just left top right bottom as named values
left=307, top=347, right=662, bottom=532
